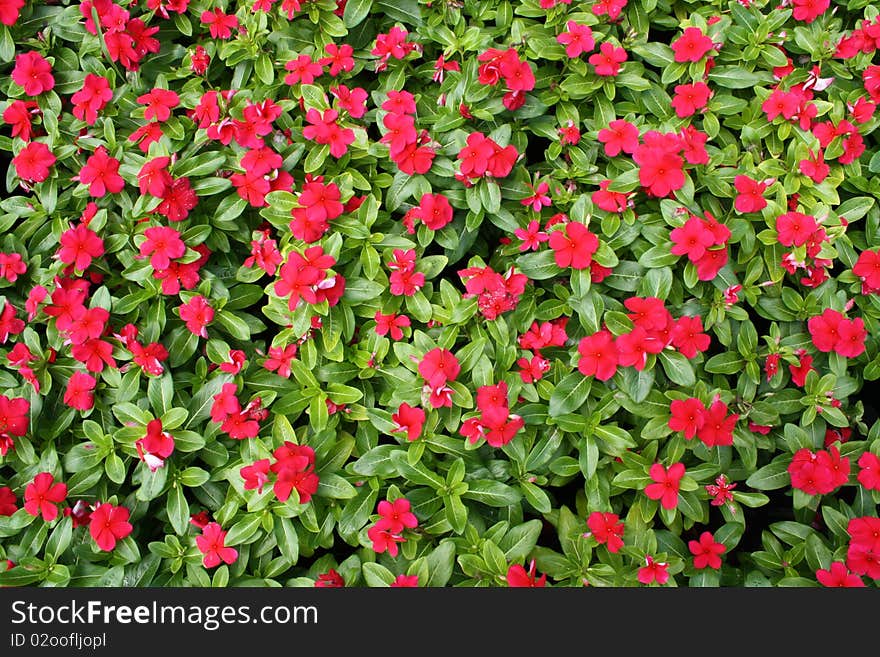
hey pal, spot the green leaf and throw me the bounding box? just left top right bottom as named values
left=745, top=458, right=791, bottom=491
left=166, top=485, right=190, bottom=536
left=462, top=480, right=522, bottom=507
left=499, top=519, right=542, bottom=562
left=658, top=351, right=696, bottom=387
left=224, top=514, right=263, bottom=546
left=343, top=0, right=372, bottom=26
left=708, top=66, right=766, bottom=89
left=376, top=0, right=422, bottom=26
left=275, top=518, right=299, bottom=565
left=548, top=372, right=592, bottom=417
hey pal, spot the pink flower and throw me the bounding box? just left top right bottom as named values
left=196, top=522, right=238, bottom=568
left=638, top=555, right=669, bottom=585
left=11, top=51, right=55, bottom=96
left=671, top=82, right=711, bottom=117
left=588, top=42, right=627, bottom=76
left=23, top=472, right=67, bottom=521
left=12, top=141, right=56, bottom=183
left=179, top=295, right=213, bottom=338
left=688, top=531, right=726, bottom=569
left=549, top=221, right=599, bottom=270
left=78, top=147, right=125, bottom=197
left=418, top=348, right=460, bottom=389
left=391, top=402, right=426, bottom=442
left=671, top=27, right=714, bottom=62
left=140, top=226, right=186, bottom=270
left=89, top=503, right=133, bottom=551
left=64, top=371, right=96, bottom=410
left=556, top=21, right=594, bottom=58
left=644, top=462, right=686, bottom=509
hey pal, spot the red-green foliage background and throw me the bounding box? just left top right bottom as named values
left=1, top=0, right=880, bottom=587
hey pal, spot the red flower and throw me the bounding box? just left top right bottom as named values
left=320, top=43, right=355, bottom=76
left=733, top=175, right=769, bottom=214
left=3, top=99, right=40, bottom=140
left=670, top=315, right=710, bottom=358
left=853, top=249, right=880, bottom=294
left=517, top=354, right=550, bottom=383
left=506, top=560, right=547, bottom=587
left=592, top=0, right=627, bottom=20
left=315, top=569, right=345, bottom=587
left=200, top=8, right=239, bottom=39
left=637, top=555, right=669, bottom=585
left=418, top=348, right=460, bottom=389
left=78, top=146, right=125, bottom=197
left=57, top=224, right=105, bottom=272
left=857, top=452, right=880, bottom=491
left=549, top=221, right=599, bottom=270
left=789, top=350, right=814, bottom=387
left=0, top=393, right=28, bottom=456
left=577, top=330, right=619, bottom=381
left=788, top=447, right=848, bottom=495
left=588, top=42, right=627, bottom=76
left=89, top=503, right=133, bottom=551
left=414, top=193, right=454, bottom=231
left=390, top=574, right=419, bottom=587
left=391, top=402, right=426, bottom=442
left=644, top=462, right=685, bottom=509
left=302, top=108, right=355, bottom=158
left=808, top=309, right=866, bottom=357
left=598, top=119, right=639, bottom=157
left=64, top=371, right=96, bottom=411
left=23, top=472, right=67, bottom=522
left=586, top=511, right=625, bottom=553
left=190, top=44, right=210, bottom=75
left=799, top=149, right=829, bottom=183
left=556, top=21, right=595, bottom=58
left=11, top=51, right=55, bottom=96
left=179, top=295, right=213, bottom=338
left=12, top=141, right=56, bottom=183
left=0, top=487, right=17, bottom=516
left=836, top=317, right=867, bottom=358
left=558, top=121, right=581, bottom=146
left=0, top=252, right=25, bottom=283
left=688, top=531, right=726, bottom=569
left=240, top=459, right=271, bottom=494
left=0, top=0, right=24, bottom=25
left=762, top=89, right=801, bottom=123
left=140, top=226, right=186, bottom=270
left=284, top=54, right=323, bottom=85
left=671, top=27, right=715, bottom=62
left=776, top=211, right=818, bottom=247
left=138, top=156, right=173, bottom=198
left=671, top=82, right=711, bottom=117
left=668, top=397, right=706, bottom=440
left=696, top=399, right=738, bottom=447
left=792, top=0, right=830, bottom=23
left=705, top=474, right=737, bottom=509
left=816, top=561, right=865, bottom=587
left=135, top=419, right=175, bottom=472
left=633, top=142, right=685, bottom=198
left=374, top=311, right=411, bottom=341
left=375, top=498, right=418, bottom=534
left=196, top=522, right=238, bottom=568
left=514, top=220, right=550, bottom=251
left=71, top=73, right=113, bottom=125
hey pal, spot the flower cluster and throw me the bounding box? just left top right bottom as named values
left=788, top=446, right=850, bottom=496
left=367, top=498, right=418, bottom=557
left=240, top=442, right=319, bottom=505
left=460, top=381, right=525, bottom=448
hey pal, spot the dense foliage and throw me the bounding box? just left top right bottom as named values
left=1, top=0, right=880, bottom=588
